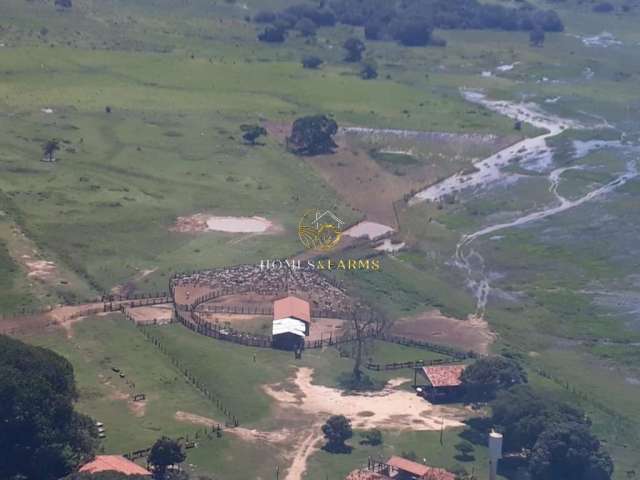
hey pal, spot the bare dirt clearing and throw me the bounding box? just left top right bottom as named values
left=126, top=304, right=174, bottom=325
left=170, top=213, right=281, bottom=234
left=391, top=309, right=495, bottom=354
left=264, top=367, right=465, bottom=431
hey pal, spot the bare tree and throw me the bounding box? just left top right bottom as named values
left=350, top=309, right=388, bottom=380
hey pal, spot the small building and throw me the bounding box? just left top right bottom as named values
left=79, top=455, right=152, bottom=476
left=417, top=364, right=466, bottom=403
left=272, top=295, right=311, bottom=350
left=352, top=456, right=456, bottom=480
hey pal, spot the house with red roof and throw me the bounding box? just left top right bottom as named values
left=79, top=455, right=152, bottom=476
left=272, top=295, right=311, bottom=350
left=347, top=456, right=456, bottom=480
left=417, top=364, right=467, bottom=403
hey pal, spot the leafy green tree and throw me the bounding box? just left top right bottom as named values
left=257, top=25, right=286, bottom=43
left=530, top=27, right=545, bottom=47
left=461, top=355, right=527, bottom=400
left=0, top=335, right=97, bottom=480
left=321, top=415, right=353, bottom=452
left=490, top=385, right=587, bottom=453
left=295, top=17, right=317, bottom=37
left=390, top=18, right=432, bottom=46
left=240, top=124, right=267, bottom=145
left=286, top=115, right=338, bottom=156
left=302, top=55, right=323, bottom=69
left=343, top=37, right=365, bottom=62
left=148, top=437, right=186, bottom=479
left=359, top=58, right=378, bottom=79
left=43, top=139, right=60, bottom=162
left=529, top=422, right=613, bottom=480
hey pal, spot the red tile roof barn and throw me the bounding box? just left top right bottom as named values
left=422, top=364, right=466, bottom=388
left=79, top=455, right=151, bottom=476
left=386, top=456, right=456, bottom=480
left=387, top=456, right=431, bottom=477
left=273, top=295, right=311, bottom=323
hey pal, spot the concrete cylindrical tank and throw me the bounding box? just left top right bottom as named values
left=489, top=430, right=503, bottom=480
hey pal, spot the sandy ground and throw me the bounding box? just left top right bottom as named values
left=170, top=213, right=281, bottom=234
left=178, top=367, right=465, bottom=480
left=391, top=309, right=496, bottom=354
left=126, top=304, right=174, bottom=325
left=264, top=368, right=465, bottom=431
left=343, top=221, right=394, bottom=240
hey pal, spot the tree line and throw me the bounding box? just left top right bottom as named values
left=255, top=0, right=564, bottom=47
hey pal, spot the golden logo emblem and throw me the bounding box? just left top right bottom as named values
left=298, top=209, right=344, bottom=251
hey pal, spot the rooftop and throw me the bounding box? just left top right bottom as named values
left=79, top=455, right=152, bottom=476
left=421, top=364, right=466, bottom=388
left=273, top=295, right=311, bottom=323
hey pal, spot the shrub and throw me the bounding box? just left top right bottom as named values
left=302, top=55, right=323, bottom=69
left=258, top=25, right=286, bottom=43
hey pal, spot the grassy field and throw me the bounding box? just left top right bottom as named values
left=3, top=0, right=640, bottom=478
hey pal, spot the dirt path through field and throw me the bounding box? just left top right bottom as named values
left=283, top=427, right=323, bottom=480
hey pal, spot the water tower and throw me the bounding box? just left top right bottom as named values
left=488, top=430, right=503, bottom=480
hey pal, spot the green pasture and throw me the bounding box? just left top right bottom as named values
left=305, top=428, right=504, bottom=480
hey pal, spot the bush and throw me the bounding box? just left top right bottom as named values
left=364, top=21, right=384, bottom=40
left=343, top=37, right=365, bottom=62
left=593, top=2, right=615, bottom=13
left=359, top=58, right=378, bottom=79
left=360, top=429, right=383, bottom=446
left=429, top=35, right=447, bottom=47
left=295, top=17, right=317, bottom=37
left=302, top=55, right=323, bottom=69
left=258, top=25, right=286, bottom=43
left=391, top=18, right=433, bottom=46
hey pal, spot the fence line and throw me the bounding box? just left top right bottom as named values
left=135, top=323, right=240, bottom=427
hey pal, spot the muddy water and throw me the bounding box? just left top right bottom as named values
left=425, top=93, right=640, bottom=318
left=409, top=90, right=580, bottom=205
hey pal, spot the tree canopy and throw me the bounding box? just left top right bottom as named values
left=461, top=355, right=527, bottom=400
left=529, top=422, right=613, bottom=480
left=343, top=37, right=365, bottom=62
left=0, top=335, right=97, bottom=480
left=148, top=437, right=186, bottom=479
left=286, top=115, right=338, bottom=156
left=302, top=55, right=323, bottom=69
left=321, top=415, right=353, bottom=452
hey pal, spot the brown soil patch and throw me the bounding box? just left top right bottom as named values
left=170, top=213, right=281, bottom=235
left=126, top=304, right=174, bottom=325
left=391, top=309, right=496, bottom=354
left=264, top=367, right=465, bottom=431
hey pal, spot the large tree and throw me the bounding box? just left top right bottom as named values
left=461, top=355, right=527, bottom=400
left=321, top=415, right=353, bottom=452
left=0, top=335, right=97, bottom=480
left=529, top=422, right=613, bottom=480
left=286, top=115, right=338, bottom=156
left=490, top=385, right=588, bottom=453
left=43, top=139, right=60, bottom=162
left=343, top=37, right=365, bottom=62
left=148, top=437, right=186, bottom=479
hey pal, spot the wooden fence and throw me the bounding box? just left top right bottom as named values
left=365, top=357, right=451, bottom=371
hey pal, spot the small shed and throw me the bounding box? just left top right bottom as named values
left=386, top=456, right=456, bottom=480
left=79, top=455, right=152, bottom=476
left=417, top=364, right=466, bottom=403
left=272, top=295, right=310, bottom=350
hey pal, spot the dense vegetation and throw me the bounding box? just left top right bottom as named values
left=490, top=386, right=613, bottom=480
left=256, top=0, right=564, bottom=48
left=0, top=335, right=97, bottom=480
